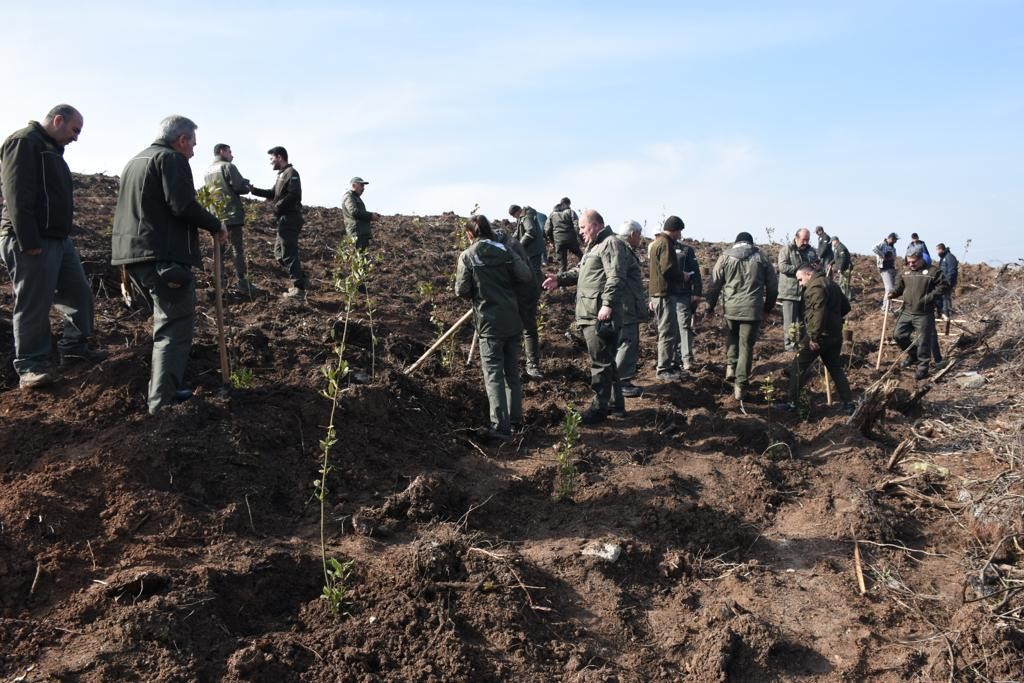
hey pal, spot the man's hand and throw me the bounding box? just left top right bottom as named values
left=542, top=273, right=560, bottom=291
left=597, top=305, right=612, bottom=321
left=809, top=340, right=820, bottom=352
left=648, top=299, right=655, bottom=313
left=24, top=248, right=42, bottom=256
left=215, top=223, right=229, bottom=246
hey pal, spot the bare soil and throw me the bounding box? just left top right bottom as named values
left=1, top=174, right=1021, bottom=681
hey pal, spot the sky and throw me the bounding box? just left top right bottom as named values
left=1, top=0, right=1020, bottom=264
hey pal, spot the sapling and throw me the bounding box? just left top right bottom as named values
left=230, top=367, right=255, bottom=389
left=555, top=406, right=581, bottom=501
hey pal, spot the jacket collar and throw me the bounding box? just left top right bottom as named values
left=30, top=121, right=62, bottom=151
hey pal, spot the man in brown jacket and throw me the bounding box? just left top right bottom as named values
left=786, top=264, right=855, bottom=414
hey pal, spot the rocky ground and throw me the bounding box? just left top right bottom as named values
left=1, top=174, right=1021, bottom=681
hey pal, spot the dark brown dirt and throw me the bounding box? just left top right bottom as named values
left=1, top=173, right=1021, bottom=681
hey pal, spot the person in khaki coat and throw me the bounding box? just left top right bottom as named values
left=786, top=264, right=855, bottom=414
left=342, top=176, right=379, bottom=250
left=613, top=220, right=647, bottom=397
left=204, top=143, right=254, bottom=292
left=543, top=209, right=630, bottom=424
left=704, top=232, right=778, bottom=400
left=456, top=214, right=533, bottom=440
left=777, top=228, right=819, bottom=350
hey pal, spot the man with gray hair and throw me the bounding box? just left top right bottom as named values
left=111, top=115, right=227, bottom=414
left=777, top=227, right=819, bottom=350
left=1, top=104, right=106, bottom=389
left=204, top=143, right=254, bottom=292
left=613, top=220, right=647, bottom=397
left=543, top=209, right=630, bottom=424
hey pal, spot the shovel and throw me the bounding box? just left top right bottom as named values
left=213, top=245, right=231, bottom=389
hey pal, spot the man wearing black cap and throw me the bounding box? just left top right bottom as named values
left=342, top=176, right=379, bottom=251
left=704, top=232, right=778, bottom=400
left=251, top=146, right=306, bottom=298
left=888, top=246, right=949, bottom=379
left=873, top=232, right=899, bottom=307
left=648, top=215, right=702, bottom=377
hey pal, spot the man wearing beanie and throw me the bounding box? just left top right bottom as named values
left=613, top=220, right=647, bottom=397
left=648, top=215, right=703, bottom=378
left=704, top=232, right=778, bottom=400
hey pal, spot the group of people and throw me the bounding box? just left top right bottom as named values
left=0, top=106, right=379, bottom=413
left=1, top=104, right=962, bottom=430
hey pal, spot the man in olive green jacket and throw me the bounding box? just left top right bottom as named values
left=705, top=232, right=778, bottom=400
left=251, top=146, right=306, bottom=298
left=0, top=104, right=106, bottom=389
left=111, top=115, right=227, bottom=415
left=204, top=143, right=253, bottom=292
left=509, top=204, right=545, bottom=377
left=543, top=209, right=630, bottom=424
left=456, top=215, right=533, bottom=439
left=777, top=228, right=819, bottom=350
left=342, top=176, right=379, bottom=250
left=614, top=220, right=647, bottom=397
left=544, top=197, right=582, bottom=271
left=831, top=236, right=853, bottom=299
left=786, top=264, right=854, bottom=413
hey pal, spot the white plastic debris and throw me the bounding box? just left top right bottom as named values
left=582, top=541, right=622, bottom=563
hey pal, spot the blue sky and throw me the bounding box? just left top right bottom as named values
left=2, top=1, right=1020, bottom=263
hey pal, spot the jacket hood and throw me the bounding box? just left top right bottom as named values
left=724, top=242, right=758, bottom=260
left=469, top=238, right=513, bottom=267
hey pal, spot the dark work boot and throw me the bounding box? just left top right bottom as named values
left=914, top=364, right=930, bottom=380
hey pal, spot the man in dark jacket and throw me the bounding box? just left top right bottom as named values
left=786, top=264, right=855, bottom=414
left=777, top=228, right=819, bottom=350
left=509, top=204, right=545, bottom=378
left=544, top=197, right=582, bottom=272
left=342, top=176, right=379, bottom=250
left=705, top=232, right=778, bottom=400
left=204, top=143, right=253, bottom=292
left=936, top=243, right=959, bottom=317
left=814, top=225, right=834, bottom=271
left=543, top=209, right=630, bottom=424
left=251, top=146, right=306, bottom=298
left=0, top=104, right=105, bottom=389
left=889, top=245, right=949, bottom=379
left=111, top=115, right=227, bottom=414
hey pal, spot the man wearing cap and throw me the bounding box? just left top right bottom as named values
left=936, top=242, right=959, bottom=318
left=544, top=197, right=582, bottom=272
left=251, top=146, right=306, bottom=298
left=509, top=204, right=545, bottom=378
left=542, top=209, right=630, bottom=424
left=648, top=215, right=702, bottom=378
left=342, top=177, right=379, bottom=251
left=613, top=220, right=647, bottom=397
left=814, top=225, right=834, bottom=273
left=831, top=235, right=853, bottom=298
left=786, top=263, right=855, bottom=414
left=873, top=232, right=899, bottom=307
left=204, top=143, right=254, bottom=292
left=777, top=228, right=819, bottom=351
left=704, top=232, right=778, bottom=400
left=888, top=245, right=949, bottom=380
left=1, top=104, right=106, bottom=390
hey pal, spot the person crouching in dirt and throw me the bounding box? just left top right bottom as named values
left=703, top=232, right=778, bottom=401
left=888, top=245, right=949, bottom=380
left=784, top=264, right=855, bottom=415
left=613, top=220, right=647, bottom=398
left=456, top=215, right=533, bottom=441
left=542, top=209, right=630, bottom=425
left=111, top=115, right=228, bottom=415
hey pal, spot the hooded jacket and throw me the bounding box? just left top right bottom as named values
left=832, top=239, right=851, bottom=272
left=203, top=157, right=250, bottom=226
left=802, top=271, right=848, bottom=345
left=0, top=121, right=74, bottom=251
left=777, top=241, right=819, bottom=301
left=705, top=242, right=778, bottom=321
left=514, top=206, right=545, bottom=270
left=556, top=226, right=629, bottom=325
left=544, top=205, right=580, bottom=248
left=939, top=250, right=959, bottom=287
left=616, top=235, right=647, bottom=325
left=455, top=237, right=532, bottom=338
left=111, top=140, right=221, bottom=268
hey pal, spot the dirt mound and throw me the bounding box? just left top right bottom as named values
left=1, top=173, right=1021, bottom=680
